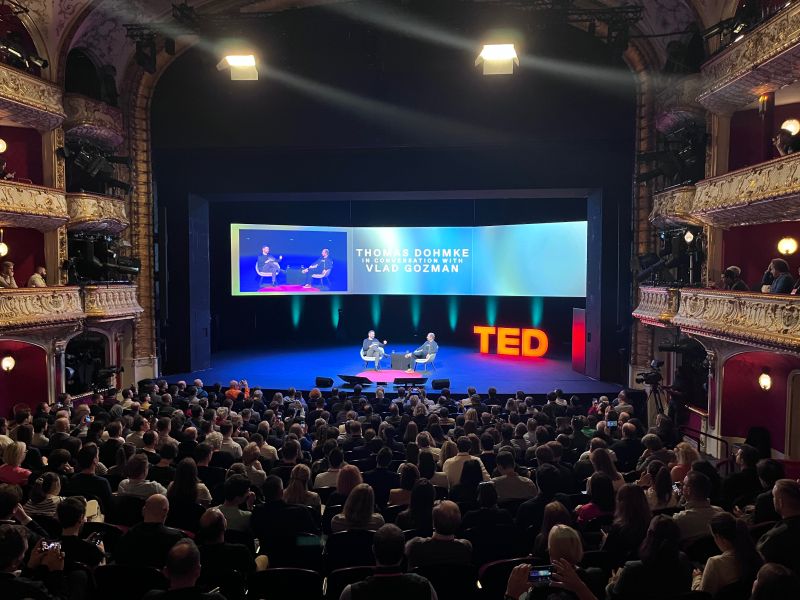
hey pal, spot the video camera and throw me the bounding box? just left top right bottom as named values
left=635, top=359, right=664, bottom=386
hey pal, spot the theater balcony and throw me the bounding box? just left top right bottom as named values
left=82, top=284, right=143, bottom=322
left=649, top=185, right=702, bottom=228
left=63, top=94, right=124, bottom=149
left=67, top=192, right=129, bottom=234
left=0, top=180, right=68, bottom=230
left=631, top=286, right=680, bottom=327
left=0, top=287, right=84, bottom=334
left=0, top=63, right=65, bottom=131
left=633, top=287, right=800, bottom=354
left=698, top=5, right=800, bottom=114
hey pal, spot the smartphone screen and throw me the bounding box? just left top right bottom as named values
left=41, top=540, right=62, bottom=552
left=529, top=565, right=553, bottom=586
left=607, top=420, right=618, bottom=428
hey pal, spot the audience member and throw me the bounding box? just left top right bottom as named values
left=116, top=494, right=185, bottom=569
left=142, top=538, right=226, bottom=600
left=395, top=478, right=435, bottom=534
left=575, top=472, right=615, bottom=525
left=492, top=451, right=537, bottom=501
left=55, top=496, right=105, bottom=569
left=692, top=512, right=762, bottom=595
left=673, top=471, right=725, bottom=543
left=118, top=453, right=168, bottom=499
left=331, top=483, right=385, bottom=532
left=283, top=463, right=321, bottom=509
left=720, top=443, right=761, bottom=511
left=757, top=478, right=800, bottom=574
left=405, top=500, right=472, bottom=569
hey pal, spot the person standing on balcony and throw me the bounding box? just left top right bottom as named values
left=0, top=261, right=16, bottom=288
left=27, top=267, right=46, bottom=288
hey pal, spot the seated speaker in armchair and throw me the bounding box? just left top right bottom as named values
left=404, top=332, right=439, bottom=372
left=362, top=330, right=388, bottom=370
left=255, top=245, right=282, bottom=285
left=302, top=248, right=333, bottom=289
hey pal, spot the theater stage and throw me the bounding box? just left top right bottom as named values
left=166, top=344, right=623, bottom=397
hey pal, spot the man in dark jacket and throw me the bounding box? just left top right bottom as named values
left=250, top=476, right=318, bottom=560
left=363, top=448, right=401, bottom=509
left=757, top=479, right=800, bottom=575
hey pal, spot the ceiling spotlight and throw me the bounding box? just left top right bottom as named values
left=217, top=54, right=258, bottom=80
left=778, top=236, right=798, bottom=255
left=1, top=355, right=14, bottom=372
left=781, top=119, right=800, bottom=136
left=476, top=44, right=519, bottom=76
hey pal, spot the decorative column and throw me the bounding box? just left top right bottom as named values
left=703, top=112, right=731, bottom=288
left=42, top=127, right=68, bottom=285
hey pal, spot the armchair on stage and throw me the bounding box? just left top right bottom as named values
left=255, top=263, right=279, bottom=286
left=414, top=352, right=437, bottom=372
left=308, top=265, right=333, bottom=290
left=360, top=348, right=380, bottom=369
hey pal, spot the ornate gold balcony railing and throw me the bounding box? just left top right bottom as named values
left=67, top=192, right=129, bottom=234
left=63, top=94, right=124, bottom=149
left=0, top=180, right=68, bottom=231
left=692, top=152, right=800, bottom=228
left=632, top=286, right=681, bottom=327
left=699, top=5, right=800, bottom=113
left=83, top=285, right=143, bottom=320
left=0, top=287, right=83, bottom=331
left=650, top=185, right=703, bottom=228
left=0, top=64, right=65, bottom=130
left=673, top=289, right=800, bottom=353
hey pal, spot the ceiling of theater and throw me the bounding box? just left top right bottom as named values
left=22, top=0, right=740, bottom=85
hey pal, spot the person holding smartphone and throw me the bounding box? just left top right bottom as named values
left=55, top=497, right=105, bottom=569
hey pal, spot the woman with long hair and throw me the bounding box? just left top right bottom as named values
left=396, top=478, right=435, bottom=534
left=23, top=472, right=64, bottom=516
left=671, top=442, right=700, bottom=483
left=14, top=424, right=44, bottom=472
left=108, top=443, right=136, bottom=478
left=389, top=463, right=419, bottom=506
left=284, top=463, right=321, bottom=509
left=327, top=464, right=363, bottom=507
left=404, top=442, right=420, bottom=469
left=438, top=440, right=458, bottom=470
left=532, top=501, right=573, bottom=558
left=330, top=483, right=385, bottom=532
left=403, top=421, right=419, bottom=445
left=590, top=448, right=624, bottom=491
left=609, top=515, right=692, bottom=599
left=167, top=458, right=212, bottom=506
left=417, top=450, right=449, bottom=488
left=638, top=461, right=678, bottom=511
left=575, top=472, right=615, bottom=525
left=692, top=512, right=763, bottom=595
left=0, top=442, right=31, bottom=486
left=449, top=459, right=484, bottom=504
left=241, top=442, right=267, bottom=488
left=602, top=484, right=652, bottom=567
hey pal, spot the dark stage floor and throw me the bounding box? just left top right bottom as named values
left=166, top=344, right=623, bottom=397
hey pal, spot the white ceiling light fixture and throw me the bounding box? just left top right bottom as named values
left=781, top=118, right=800, bottom=135
left=217, top=54, right=258, bottom=80
left=476, top=44, right=519, bottom=75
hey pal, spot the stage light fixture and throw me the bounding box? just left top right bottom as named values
left=0, top=229, right=7, bottom=257
left=758, top=370, right=772, bottom=391
left=476, top=44, right=519, bottom=75
left=778, top=236, right=798, bottom=255
left=781, top=118, right=800, bottom=135
left=217, top=54, right=258, bottom=80
left=1, top=355, right=14, bottom=372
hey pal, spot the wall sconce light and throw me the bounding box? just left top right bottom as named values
left=758, top=93, right=771, bottom=117
left=758, top=369, right=772, bottom=391
left=0, top=228, right=7, bottom=258
left=0, top=139, right=7, bottom=154
left=781, top=118, right=800, bottom=135
left=778, top=236, right=798, bottom=255
left=0, top=355, right=15, bottom=372
left=684, top=230, right=695, bottom=244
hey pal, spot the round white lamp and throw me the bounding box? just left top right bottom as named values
left=758, top=371, right=772, bottom=391
left=778, top=236, right=798, bottom=255
left=1, top=355, right=15, bottom=372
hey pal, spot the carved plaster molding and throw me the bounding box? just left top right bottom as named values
left=632, top=286, right=681, bottom=327
left=67, top=192, right=129, bottom=233
left=64, top=94, right=124, bottom=149
left=0, top=181, right=68, bottom=231
left=0, top=64, right=65, bottom=130
left=0, top=287, right=84, bottom=332
left=673, top=289, right=800, bottom=353
left=698, top=5, right=800, bottom=113
left=650, top=185, right=704, bottom=228
left=83, top=285, right=143, bottom=320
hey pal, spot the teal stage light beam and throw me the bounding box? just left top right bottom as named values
left=291, top=295, right=304, bottom=329
left=371, top=296, right=382, bottom=328
left=486, top=296, right=498, bottom=327
left=531, top=296, right=544, bottom=327
left=330, top=295, right=342, bottom=328
left=448, top=296, right=459, bottom=332
left=410, top=296, right=421, bottom=330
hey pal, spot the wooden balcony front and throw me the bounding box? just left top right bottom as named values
left=698, top=5, right=800, bottom=114
left=0, top=64, right=65, bottom=131
left=67, top=192, right=129, bottom=234
left=0, top=180, right=68, bottom=231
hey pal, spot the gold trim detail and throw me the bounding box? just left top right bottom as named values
left=632, top=286, right=681, bottom=327
left=64, top=94, right=124, bottom=149
left=0, top=63, right=65, bottom=130
left=83, top=285, right=143, bottom=320
left=0, top=181, right=68, bottom=231
left=698, top=6, right=800, bottom=113
left=650, top=185, right=704, bottom=228
left=67, top=192, right=129, bottom=234
left=0, top=287, right=83, bottom=330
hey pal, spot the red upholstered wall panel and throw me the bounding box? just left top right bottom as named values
left=729, top=103, right=800, bottom=171
left=0, top=126, right=43, bottom=185
left=1, top=228, right=45, bottom=287
left=0, top=341, right=48, bottom=417
left=721, top=352, right=800, bottom=454
left=721, top=221, right=800, bottom=291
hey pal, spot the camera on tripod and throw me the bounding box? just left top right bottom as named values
left=636, top=359, right=664, bottom=386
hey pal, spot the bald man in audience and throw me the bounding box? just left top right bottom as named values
left=116, top=494, right=184, bottom=569
left=143, top=538, right=226, bottom=600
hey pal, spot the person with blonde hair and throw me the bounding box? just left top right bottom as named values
left=327, top=464, right=363, bottom=507
left=0, top=441, right=31, bottom=486
left=283, top=464, right=321, bottom=509
left=671, top=442, right=700, bottom=483
left=438, top=440, right=458, bottom=471
left=331, top=483, right=385, bottom=532
left=533, top=501, right=573, bottom=558
left=241, top=442, right=266, bottom=488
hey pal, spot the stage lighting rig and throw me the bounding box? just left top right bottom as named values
left=58, top=140, right=133, bottom=197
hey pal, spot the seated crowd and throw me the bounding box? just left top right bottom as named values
left=0, top=381, right=798, bottom=600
